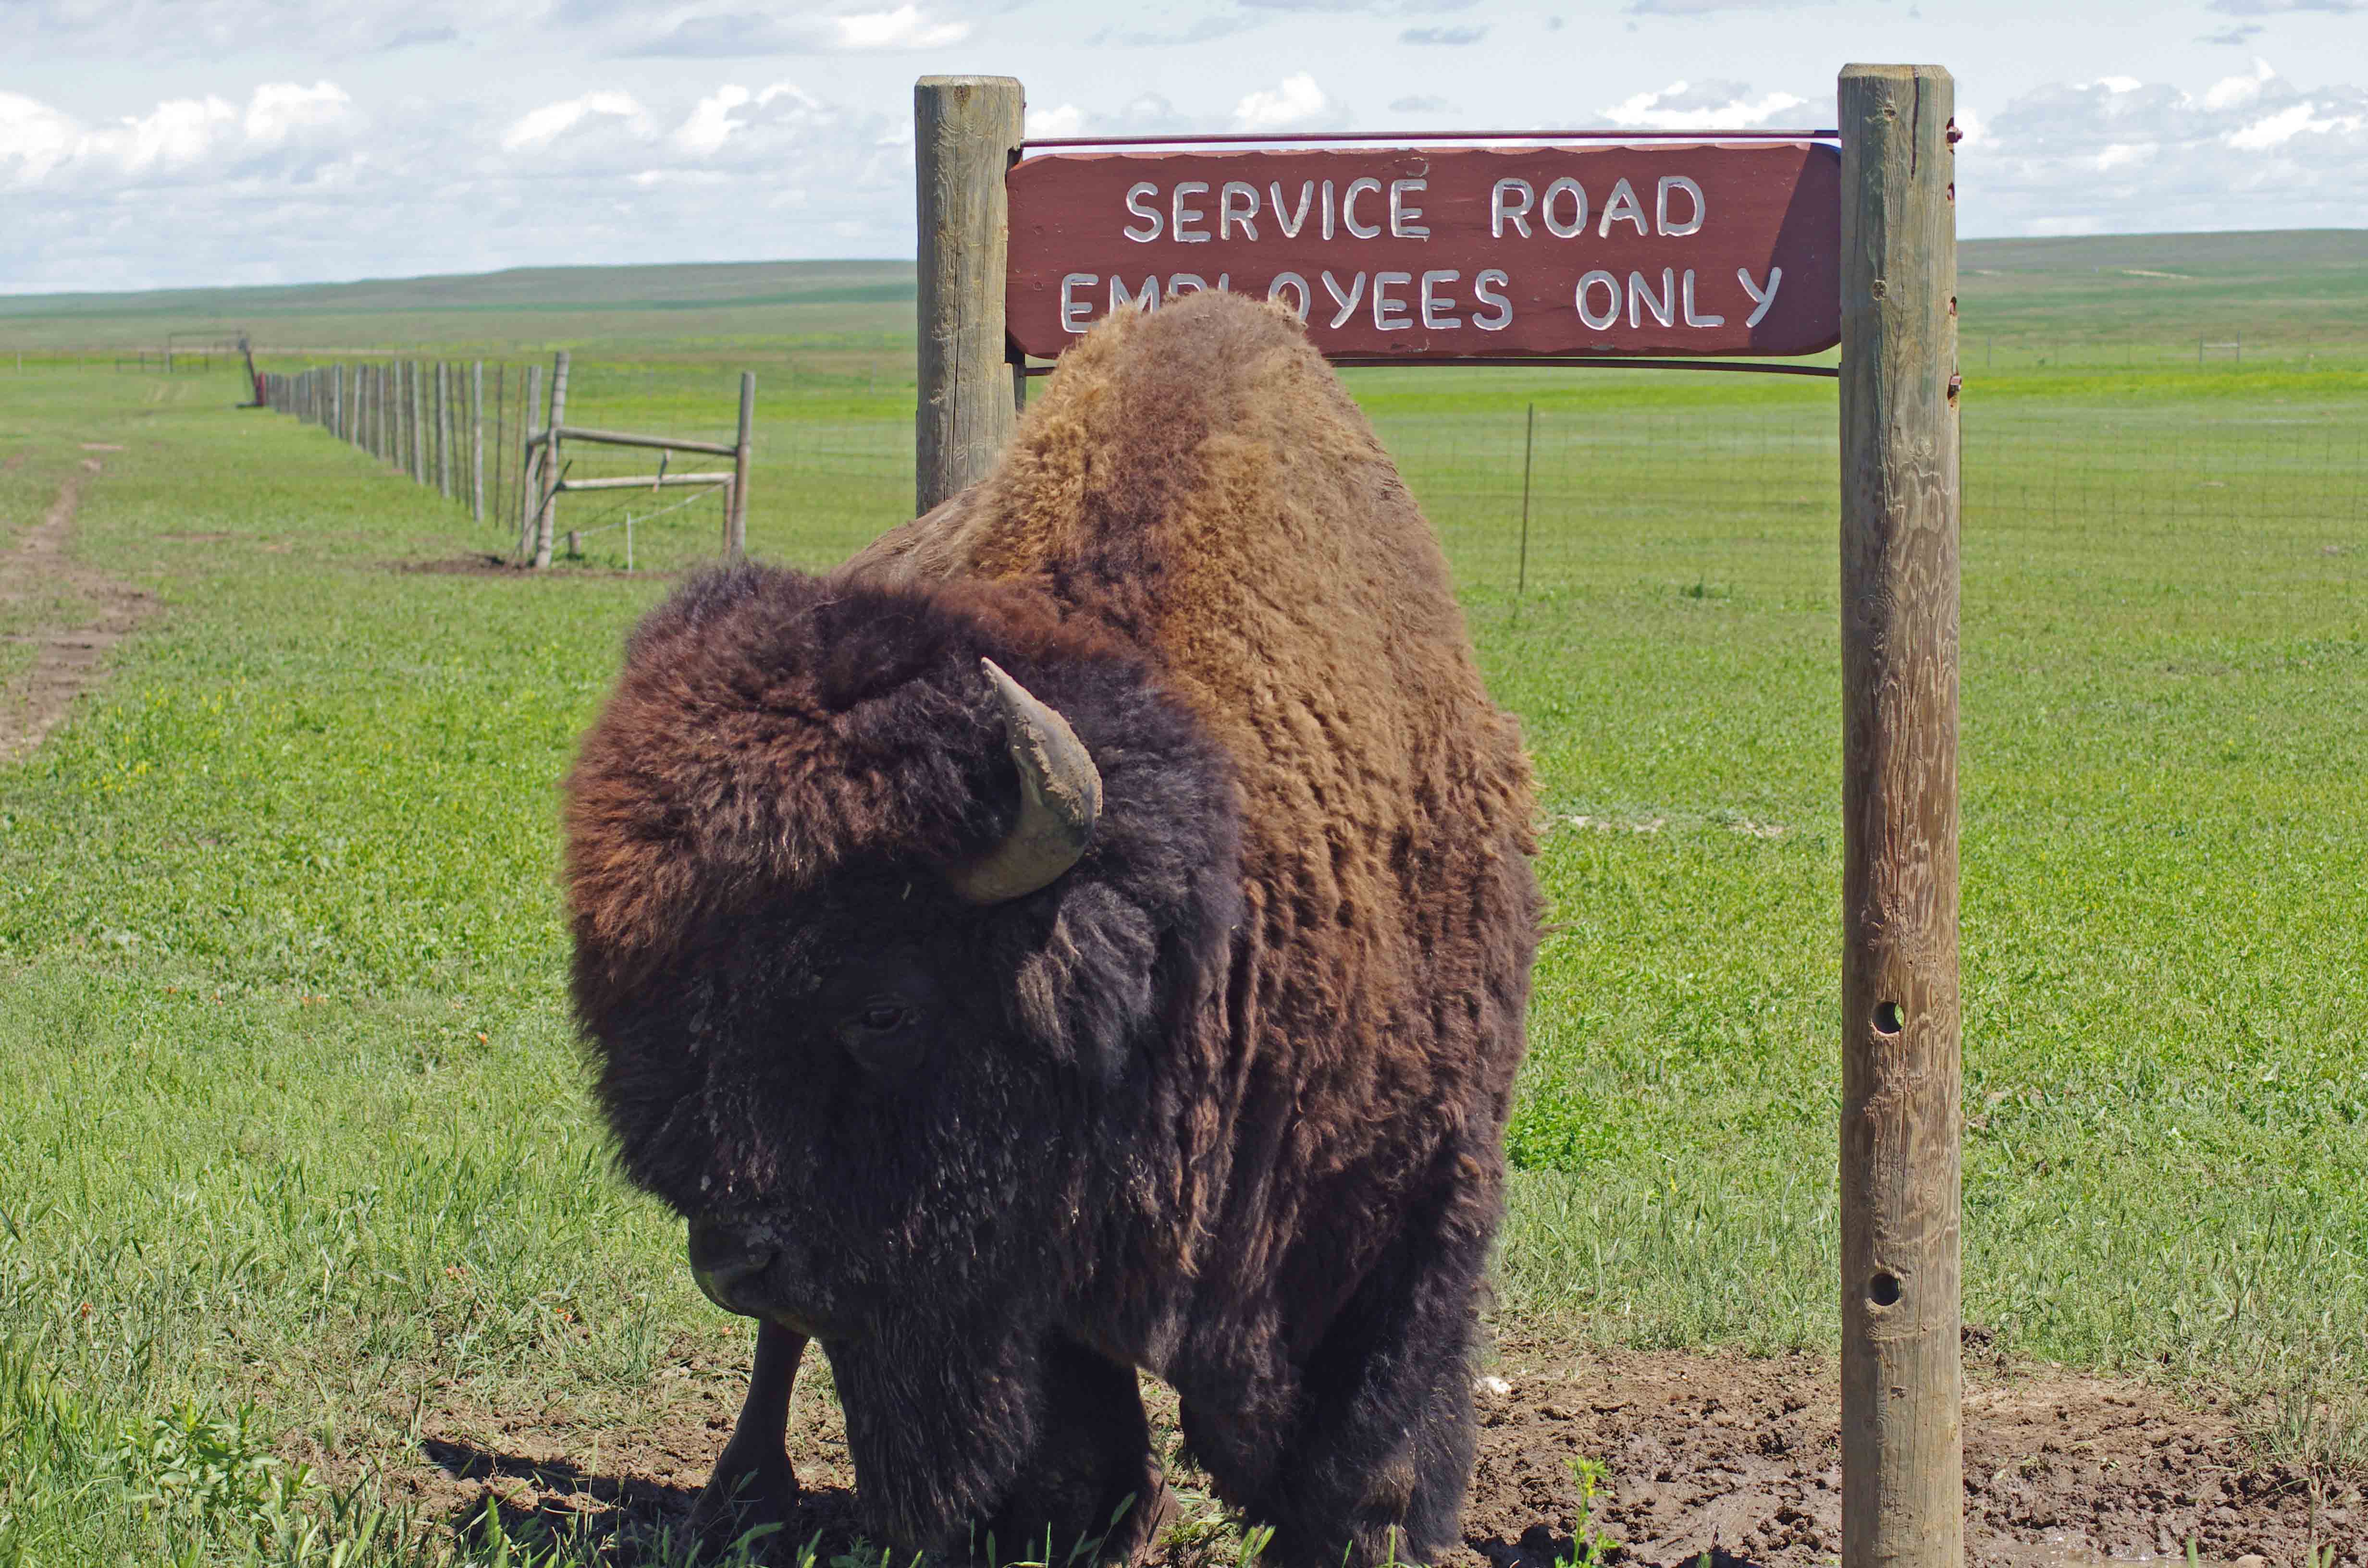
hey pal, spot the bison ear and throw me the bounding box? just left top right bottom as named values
left=946, top=659, right=1103, bottom=905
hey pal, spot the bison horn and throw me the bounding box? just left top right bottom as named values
left=947, top=658, right=1103, bottom=904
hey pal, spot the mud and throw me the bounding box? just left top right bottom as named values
left=0, top=455, right=159, bottom=766
left=387, top=1323, right=2356, bottom=1568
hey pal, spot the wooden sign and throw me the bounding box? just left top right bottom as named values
left=1006, top=140, right=1840, bottom=361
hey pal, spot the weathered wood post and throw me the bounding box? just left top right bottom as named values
left=532, top=351, right=570, bottom=569
left=1838, top=61, right=1962, bottom=1568
left=914, top=74, right=1025, bottom=514
left=517, top=363, right=543, bottom=558
left=410, top=362, right=426, bottom=482
left=728, top=370, right=755, bottom=557
left=435, top=362, right=451, bottom=498
left=471, top=361, right=486, bottom=524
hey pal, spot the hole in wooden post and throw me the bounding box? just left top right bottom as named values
left=1869, top=1271, right=1903, bottom=1308
left=1873, top=1001, right=1903, bottom=1036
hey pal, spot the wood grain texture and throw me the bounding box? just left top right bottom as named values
left=914, top=75, right=1024, bottom=514
left=1838, top=62, right=1962, bottom=1568
left=517, top=364, right=543, bottom=559
left=532, top=353, right=570, bottom=570
left=472, top=361, right=486, bottom=524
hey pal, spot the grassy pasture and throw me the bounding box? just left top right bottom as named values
left=1, top=237, right=2365, bottom=1564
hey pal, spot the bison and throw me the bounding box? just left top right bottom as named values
left=564, top=291, right=1540, bottom=1568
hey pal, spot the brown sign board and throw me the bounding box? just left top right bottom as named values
left=1007, top=141, right=1840, bottom=362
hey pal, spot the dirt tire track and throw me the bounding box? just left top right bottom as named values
left=0, top=456, right=158, bottom=766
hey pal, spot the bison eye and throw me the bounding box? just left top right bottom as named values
left=820, top=956, right=939, bottom=1080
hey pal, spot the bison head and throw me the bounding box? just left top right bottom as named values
left=564, top=564, right=1241, bottom=1343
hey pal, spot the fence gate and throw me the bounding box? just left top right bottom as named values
left=915, top=64, right=1963, bottom=1568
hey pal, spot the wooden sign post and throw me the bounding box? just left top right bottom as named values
left=915, top=76, right=1025, bottom=514
left=910, top=63, right=1962, bottom=1568
left=1838, top=62, right=1961, bottom=1568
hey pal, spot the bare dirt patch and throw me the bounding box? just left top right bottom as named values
left=0, top=457, right=160, bottom=766
left=381, top=1323, right=2353, bottom=1568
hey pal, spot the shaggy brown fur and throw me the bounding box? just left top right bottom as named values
left=565, top=291, right=1539, bottom=1568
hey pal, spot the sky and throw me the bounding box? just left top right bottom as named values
left=2, top=0, right=2364, bottom=294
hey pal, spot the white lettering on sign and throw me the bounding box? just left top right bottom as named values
left=1173, top=183, right=1210, bottom=243
left=1599, top=178, right=1648, bottom=238
left=1123, top=182, right=1161, bottom=242
left=1628, top=268, right=1674, bottom=330
left=1681, top=269, right=1723, bottom=328
left=1420, top=270, right=1459, bottom=329
left=1577, top=270, right=1620, bottom=331
left=1056, top=158, right=1808, bottom=347
left=1738, top=265, right=1783, bottom=328
left=1061, top=273, right=1098, bottom=333
left=1473, top=269, right=1512, bottom=331
left=1272, top=182, right=1314, bottom=238
left=1492, top=179, right=1533, bottom=239
left=1221, top=182, right=1258, bottom=241
left=1343, top=178, right=1382, bottom=239
left=1322, top=269, right=1365, bottom=328
left=1657, top=176, right=1704, bottom=237
left=1390, top=179, right=1429, bottom=239
left=1543, top=177, right=1588, bottom=239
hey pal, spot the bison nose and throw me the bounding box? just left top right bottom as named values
left=687, top=1218, right=778, bottom=1318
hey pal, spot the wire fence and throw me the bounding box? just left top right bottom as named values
left=254, top=355, right=2366, bottom=588
left=258, top=358, right=542, bottom=537
left=719, top=397, right=2368, bottom=593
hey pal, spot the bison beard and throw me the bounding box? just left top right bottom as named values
left=565, top=292, right=1539, bottom=1568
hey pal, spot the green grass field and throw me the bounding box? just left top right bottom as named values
left=1, top=234, right=2364, bottom=1565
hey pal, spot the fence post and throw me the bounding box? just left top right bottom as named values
left=472, top=361, right=486, bottom=524
left=435, top=362, right=451, bottom=498
left=518, top=363, right=543, bottom=559
left=728, top=371, right=755, bottom=557
left=913, top=75, right=1024, bottom=514
left=1837, top=62, right=1962, bottom=1568
left=532, top=352, right=570, bottom=569
left=411, top=362, right=426, bottom=484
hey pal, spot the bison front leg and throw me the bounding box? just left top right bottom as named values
left=982, top=1338, right=1172, bottom=1567
left=691, top=1321, right=806, bottom=1537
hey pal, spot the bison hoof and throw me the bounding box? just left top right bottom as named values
left=690, top=1442, right=796, bottom=1544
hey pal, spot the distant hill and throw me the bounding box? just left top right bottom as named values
left=3, top=232, right=2359, bottom=356
left=1954, top=229, right=2367, bottom=350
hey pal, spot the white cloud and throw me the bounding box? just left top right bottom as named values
left=1233, top=74, right=1337, bottom=132
left=832, top=4, right=967, bottom=49
left=1024, top=103, right=1086, bottom=139
left=2226, top=99, right=2365, bottom=147
left=1601, top=79, right=1809, bottom=129
left=623, top=5, right=970, bottom=56
left=2204, top=59, right=2278, bottom=110
left=245, top=81, right=352, bottom=145
left=501, top=91, right=652, bottom=152
left=677, top=85, right=754, bottom=155
left=0, top=82, right=355, bottom=189
left=1967, top=62, right=2368, bottom=235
